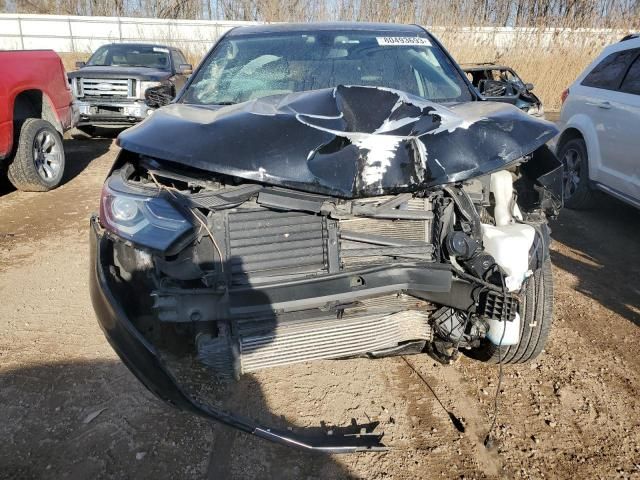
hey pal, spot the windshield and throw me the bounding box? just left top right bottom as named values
left=87, top=45, right=171, bottom=70
left=182, top=31, right=472, bottom=105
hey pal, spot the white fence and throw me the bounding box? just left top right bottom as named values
left=0, top=14, right=260, bottom=53
left=0, top=13, right=627, bottom=55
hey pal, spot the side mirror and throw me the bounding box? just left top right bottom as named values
left=178, top=64, right=193, bottom=75
left=524, top=82, right=534, bottom=91
left=75, top=61, right=86, bottom=69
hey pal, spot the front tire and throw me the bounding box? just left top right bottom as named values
left=7, top=118, right=65, bottom=192
left=558, top=137, right=596, bottom=209
left=468, top=259, right=553, bottom=364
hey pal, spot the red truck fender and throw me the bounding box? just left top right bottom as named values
left=0, top=50, right=75, bottom=160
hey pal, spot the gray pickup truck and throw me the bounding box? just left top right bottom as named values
left=68, top=43, right=191, bottom=135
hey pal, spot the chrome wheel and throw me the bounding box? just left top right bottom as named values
left=562, top=147, right=582, bottom=200
left=33, top=130, right=62, bottom=182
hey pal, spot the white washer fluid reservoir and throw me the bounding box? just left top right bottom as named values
left=481, top=223, right=535, bottom=292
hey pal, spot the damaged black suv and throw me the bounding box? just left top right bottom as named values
left=90, top=23, right=562, bottom=452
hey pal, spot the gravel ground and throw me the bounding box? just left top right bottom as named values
left=0, top=132, right=638, bottom=479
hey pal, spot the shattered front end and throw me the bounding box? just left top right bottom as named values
left=90, top=85, right=561, bottom=451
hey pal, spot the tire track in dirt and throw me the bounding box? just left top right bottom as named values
left=394, top=355, right=503, bottom=478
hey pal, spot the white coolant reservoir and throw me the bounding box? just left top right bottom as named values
left=481, top=223, right=535, bottom=292
left=487, top=312, right=521, bottom=346
left=490, top=170, right=522, bottom=226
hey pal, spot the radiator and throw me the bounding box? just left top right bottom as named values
left=227, top=209, right=329, bottom=285
left=339, top=197, right=433, bottom=267
left=226, top=198, right=433, bottom=283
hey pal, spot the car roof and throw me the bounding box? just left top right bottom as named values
left=600, top=35, right=640, bottom=56
left=620, top=33, right=640, bottom=42
left=101, top=43, right=175, bottom=50
left=225, top=22, right=426, bottom=37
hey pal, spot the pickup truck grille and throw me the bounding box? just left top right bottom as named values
left=79, top=78, right=133, bottom=98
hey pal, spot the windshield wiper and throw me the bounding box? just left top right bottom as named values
left=214, top=101, right=237, bottom=105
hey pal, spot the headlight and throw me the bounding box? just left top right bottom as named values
left=71, top=77, right=83, bottom=97
left=99, top=174, right=194, bottom=253
left=140, top=81, right=162, bottom=94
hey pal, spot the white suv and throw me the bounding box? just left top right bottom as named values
left=556, top=34, right=640, bottom=209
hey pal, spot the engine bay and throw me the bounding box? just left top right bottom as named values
left=100, top=149, right=558, bottom=380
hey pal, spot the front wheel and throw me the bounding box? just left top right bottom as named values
left=558, top=137, right=596, bottom=209
left=467, top=259, right=553, bottom=364
left=7, top=118, right=65, bottom=192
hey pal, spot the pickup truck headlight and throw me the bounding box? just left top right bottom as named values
left=145, top=84, right=175, bottom=108
left=140, top=81, right=162, bottom=95
left=99, top=175, right=194, bottom=253
left=71, top=77, right=83, bottom=97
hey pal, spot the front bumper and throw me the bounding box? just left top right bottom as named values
left=77, top=99, right=153, bottom=127
left=89, top=216, right=387, bottom=452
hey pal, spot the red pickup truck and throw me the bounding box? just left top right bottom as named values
left=0, top=50, right=77, bottom=191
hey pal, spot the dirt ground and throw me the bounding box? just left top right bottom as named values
left=0, top=131, right=639, bottom=480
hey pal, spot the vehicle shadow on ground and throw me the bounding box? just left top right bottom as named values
left=0, top=359, right=353, bottom=480
left=204, top=375, right=364, bottom=480
left=61, top=135, right=112, bottom=183
left=550, top=195, right=640, bottom=327
left=117, top=250, right=375, bottom=479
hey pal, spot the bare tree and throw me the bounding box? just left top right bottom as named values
left=5, top=0, right=640, bottom=28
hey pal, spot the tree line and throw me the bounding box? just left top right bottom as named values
left=6, top=0, right=640, bottom=28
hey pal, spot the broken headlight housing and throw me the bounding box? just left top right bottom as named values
left=139, top=80, right=162, bottom=95
left=144, top=84, right=175, bottom=108
left=99, top=174, right=194, bottom=253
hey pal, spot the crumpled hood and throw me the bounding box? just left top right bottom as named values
left=117, top=85, right=558, bottom=198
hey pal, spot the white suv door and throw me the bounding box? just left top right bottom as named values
left=579, top=47, right=640, bottom=200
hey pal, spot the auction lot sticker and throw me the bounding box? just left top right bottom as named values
left=376, top=37, right=432, bottom=46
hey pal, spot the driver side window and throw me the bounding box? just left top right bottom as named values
left=172, top=50, right=188, bottom=69
left=90, top=47, right=108, bottom=65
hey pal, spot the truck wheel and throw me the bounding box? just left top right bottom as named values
left=467, top=259, right=553, bottom=364
left=558, top=138, right=596, bottom=209
left=7, top=119, right=65, bottom=192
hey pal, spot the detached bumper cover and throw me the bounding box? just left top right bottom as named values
left=89, top=216, right=387, bottom=452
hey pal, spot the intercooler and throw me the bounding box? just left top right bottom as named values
left=196, top=294, right=435, bottom=376
left=237, top=310, right=432, bottom=372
